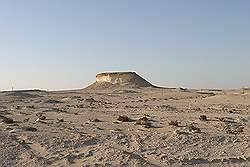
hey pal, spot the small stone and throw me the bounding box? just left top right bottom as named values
left=85, top=98, right=97, bottom=103
left=39, top=116, right=46, bottom=120
left=174, top=129, right=182, bottom=135
left=168, top=120, right=179, bottom=127
left=23, top=118, right=30, bottom=122
left=199, top=115, right=208, bottom=121
left=117, top=115, right=130, bottom=122
left=136, top=117, right=152, bottom=128
left=36, top=113, right=46, bottom=120
left=22, top=126, right=38, bottom=132
left=1, top=117, right=14, bottom=124
left=91, top=118, right=102, bottom=122
left=57, top=118, right=64, bottom=122
left=188, top=124, right=201, bottom=133
left=85, top=150, right=93, bottom=157
left=45, top=99, right=63, bottom=104
left=95, top=127, right=104, bottom=130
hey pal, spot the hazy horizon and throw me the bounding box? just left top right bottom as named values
left=1, top=0, right=250, bottom=91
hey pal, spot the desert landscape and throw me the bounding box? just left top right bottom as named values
left=0, top=72, right=249, bottom=167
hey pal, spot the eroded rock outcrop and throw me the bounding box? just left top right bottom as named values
left=86, top=72, right=155, bottom=90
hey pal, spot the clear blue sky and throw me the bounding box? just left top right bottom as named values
left=0, top=0, right=249, bottom=90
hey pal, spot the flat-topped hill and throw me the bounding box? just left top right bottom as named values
left=85, top=72, right=155, bottom=90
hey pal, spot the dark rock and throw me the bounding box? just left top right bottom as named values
left=168, top=120, right=179, bottom=127
left=57, top=118, right=64, bottom=122
left=117, top=115, right=130, bottom=122
left=22, top=126, right=37, bottom=132
left=91, top=118, right=102, bottom=122
left=85, top=98, right=97, bottom=103
left=188, top=124, right=201, bottom=133
left=225, top=125, right=244, bottom=135
left=45, top=99, right=63, bottom=104
left=199, top=115, right=208, bottom=121
left=136, top=117, right=152, bottom=128
left=0, top=116, right=14, bottom=124
left=36, top=113, right=46, bottom=120
left=23, top=118, right=30, bottom=122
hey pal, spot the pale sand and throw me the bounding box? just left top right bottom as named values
left=0, top=87, right=249, bottom=167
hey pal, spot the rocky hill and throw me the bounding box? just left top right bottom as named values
left=85, top=72, right=155, bottom=90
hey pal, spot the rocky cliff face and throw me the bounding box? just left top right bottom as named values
left=86, top=72, right=154, bottom=90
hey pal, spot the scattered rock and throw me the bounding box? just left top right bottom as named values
left=57, top=118, right=64, bottom=122
left=95, top=127, right=104, bottom=130
left=174, top=129, right=188, bottom=135
left=23, top=118, right=30, bottom=122
left=188, top=124, right=201, bottom=133
left=199, top=115, right=208, bottom=121
left=26, top=105, right=35, bottom=109
left=174, top=124, right=201, bottom=135
left=45, top=99, right=63, bottom=104
left=237, top=117, right=248, bottom=123
left=22, top=126, right=38, bottom=132
left=169, top=120, right=179, bottom=127
left=16, top=105, right=22, bottom=110
left=136, top=117, right=152, bottom=128
left=217, top=117, right=236, bottom=123
left=85, top=98, right=97, bottom=103
left=157, top=105, right=178, bottom=111
left=65, top=153, right=77, bottom=164
left=40, top=116, right=46, bottom=120
left=91, top=118, right=102, bottom=122
left=117, top=115, right=131, bottom=122
left=85, top=150, right=94, bottom=157
left=225, top=125, right=244, bottom=135
left=36, top=113, right=46, bottom=120
left=75, top=104, right=84, bottom=108
left=0, top=116, right=14, bottom=124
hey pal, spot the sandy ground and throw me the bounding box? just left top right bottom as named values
left=0, top=88, right=249, bottom=166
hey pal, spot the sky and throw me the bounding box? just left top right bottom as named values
left=0, top=0, right=249, bottom=90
